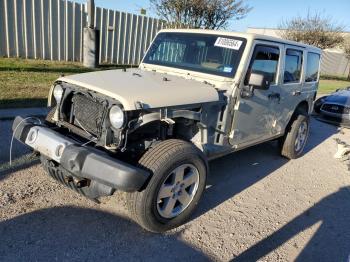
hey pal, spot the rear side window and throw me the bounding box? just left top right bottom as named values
left=244, top=45, right=280, bottom=85
left=305, top=52, right=320, bottom=82
left=284, top=49, right=303, bottom=83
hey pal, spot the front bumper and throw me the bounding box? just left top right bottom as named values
left=317, top=113, right=350, bottom=128
left=12, top=116, right=150, bottom=192
left=320, top=109, right=350, bottom=121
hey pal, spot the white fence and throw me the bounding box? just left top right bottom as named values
left=95, top=7, right=165, bottom=65
left=0, top=0, right=166, bottom=64
left=321, top=50, right=350, bottom=77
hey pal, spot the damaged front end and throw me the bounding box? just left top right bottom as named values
left=13, top=77, right=228, bottom=201
left=12, top=116, right=150, bottom=200
left=13, top=79, right=153, bottom=200
left=48, top=82, right=127, bottom=150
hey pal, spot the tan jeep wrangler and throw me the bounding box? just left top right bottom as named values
left=13, top=29, right=321, bottom=232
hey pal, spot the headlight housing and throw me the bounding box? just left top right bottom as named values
left=109, top=105, right=125, bottom=129
left=53, top=85, right=64, bottom=103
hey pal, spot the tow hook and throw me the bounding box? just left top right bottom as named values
left=75, top=179, right=90, bottom=188
left=64, top=176, right=90, bottom=188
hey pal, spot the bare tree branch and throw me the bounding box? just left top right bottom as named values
left=278, top=12, right=345, bottom=49
left=150, top=0, right=252, bottom=29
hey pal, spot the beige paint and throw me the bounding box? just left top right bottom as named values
left=58, top=68, right=219, bottom=110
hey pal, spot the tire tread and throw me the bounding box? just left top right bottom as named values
left=281, top=114, right=309, bottom=159
left=126, top=139, right=206, bottom=232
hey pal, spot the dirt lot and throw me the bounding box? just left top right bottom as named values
left=1, top=117, right=350, bottom=261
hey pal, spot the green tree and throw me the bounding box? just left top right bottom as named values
left=150, top=0, right=252, bottom=29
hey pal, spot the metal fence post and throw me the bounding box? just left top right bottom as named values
left=83, top=0, right=99, bottom=68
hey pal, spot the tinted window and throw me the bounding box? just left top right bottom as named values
left=284, top=49, right=303, bottom=83
left=245, top=45, right=280, bottom=85
left=143, top=33, right=247, bottom=77
left=305, top=52, right=320, bottom=82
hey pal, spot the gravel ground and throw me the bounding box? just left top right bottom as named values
left=1, top=118, right=350, bottom=261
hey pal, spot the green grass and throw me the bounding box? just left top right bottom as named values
left=0, top=58, right=94, bottom=108
left=320, top=74, right=350, bottom=82
left=318, top=79, right=350, bottom=94
left=0, top=58, right=125, bottom=109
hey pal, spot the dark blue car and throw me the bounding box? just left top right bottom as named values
left=315, top=88, right=350, bottom=127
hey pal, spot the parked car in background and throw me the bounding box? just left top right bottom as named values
left=314, top=88, right=350, bottom=127
left=12, top=29, right=321, bottom=232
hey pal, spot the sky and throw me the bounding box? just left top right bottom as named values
left=83, top=0, right=350, bottom=32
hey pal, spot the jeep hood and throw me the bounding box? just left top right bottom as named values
left=58, top=69, right=219, bottom=110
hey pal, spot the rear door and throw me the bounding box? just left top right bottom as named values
left=303, top=51, right=321, bottom=97
left=273, top=45, right=305, bottom=133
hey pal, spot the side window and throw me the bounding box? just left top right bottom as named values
left=284, top=49, right=303, bottom=83
left=305, top=52, right=321, bottom=82
left=245, top=45, right=280, bottom=85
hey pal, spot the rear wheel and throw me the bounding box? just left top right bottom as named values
left=280, top=114, right=310, bottom=159
left=127, top=139, right=207, bottom=233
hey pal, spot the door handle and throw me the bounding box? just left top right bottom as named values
left=268, top=92, right=280, bottom=100
left=293, top=90, right=301, bottom=96
left=268, top=92, right=281, bottom=104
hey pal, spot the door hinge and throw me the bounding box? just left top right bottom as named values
left=229, top=129, right=239, bottom=139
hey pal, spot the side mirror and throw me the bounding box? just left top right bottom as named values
left=248, top=73, right=270, bottom=90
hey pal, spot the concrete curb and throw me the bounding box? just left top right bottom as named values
left=0, top=107, right=49, bottom=121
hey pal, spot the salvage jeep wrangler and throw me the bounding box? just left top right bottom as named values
left=13, top=29, right=321, bottom=232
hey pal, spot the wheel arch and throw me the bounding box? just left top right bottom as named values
left=284, top=100, right=310, bottom=135
left=295, top=100, right=310, bottom=115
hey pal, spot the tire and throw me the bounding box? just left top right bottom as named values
left=126, top=139, right=207, bottom=233
left=280, top=114, right=310, bottom=159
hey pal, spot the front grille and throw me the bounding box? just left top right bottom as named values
left=72, top=93, right=107, bottom=136
left=321, top=104, right=347, bottom=114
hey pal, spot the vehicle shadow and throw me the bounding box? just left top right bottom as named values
left=232, top=186, right=350, bottom=261
left=0, top=157, right=40, bottom=182
left=304, top=117, right=340, bottom=154
left=0, top=98, right=47, bottom=109
left=0, top=206, right=210, bottom=261
left=0, top=119, right=35, bottom=182
left=194, top=118, right=339, bottom=220
left=0, top=120, right=29, bottom=164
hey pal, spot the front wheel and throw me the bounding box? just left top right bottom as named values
left=126, top=139, right=207, bottom=233
left=280, top=114, right=310, bottom=159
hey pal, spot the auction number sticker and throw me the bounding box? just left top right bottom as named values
left=214, top=37, right=243, bottom=50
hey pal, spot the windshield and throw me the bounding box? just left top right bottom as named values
left=142, top=32, right=246, bottom=77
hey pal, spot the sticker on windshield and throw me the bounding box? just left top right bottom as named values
left=223, top=66, right=233, bottom=73
left=214, top=37, right=243, bottom=50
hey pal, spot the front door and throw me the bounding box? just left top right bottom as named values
left=230, top=41, right=283, bottom=147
